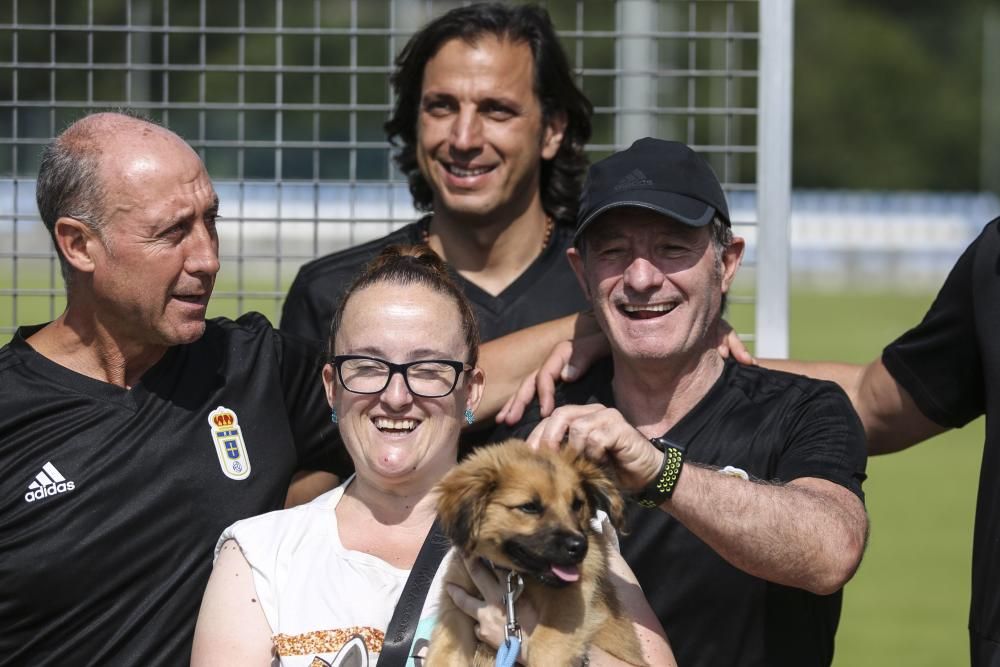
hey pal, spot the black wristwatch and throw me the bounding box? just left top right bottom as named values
left=636, top=437, right=686, bottom=508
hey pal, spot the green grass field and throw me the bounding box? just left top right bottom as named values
left=786, top=291, right=982, bottom=667
left=1, top=281, right=982, bottom=664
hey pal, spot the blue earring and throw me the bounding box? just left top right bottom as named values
left=330, top=409, right=338, bottom=424
left=464, top=408, right=475, bottom=425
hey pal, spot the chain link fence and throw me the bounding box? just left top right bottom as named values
left=1, top=0, right=787, bottom=350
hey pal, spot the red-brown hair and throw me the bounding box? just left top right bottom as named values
left=328, top=244, right=480, bottom=366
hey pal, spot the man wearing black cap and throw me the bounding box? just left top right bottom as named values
left=516, top=138, right=870, bottom=666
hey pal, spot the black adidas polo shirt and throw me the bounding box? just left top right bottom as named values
left=0, top=313, right=346, bottom=665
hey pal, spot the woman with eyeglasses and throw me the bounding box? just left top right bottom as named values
left=191, top=245, right=672, bottom=666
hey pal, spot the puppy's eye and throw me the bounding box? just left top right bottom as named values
left=572, top=497, right=584, bottom=512
left=517, top=501, right=542, bottom=515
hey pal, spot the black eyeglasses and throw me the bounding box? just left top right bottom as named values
left=331, top=355, right=472, bottom=398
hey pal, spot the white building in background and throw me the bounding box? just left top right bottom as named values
left=732, top=190, right=1000, bottom=289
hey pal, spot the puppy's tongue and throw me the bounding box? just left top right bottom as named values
left=550, top=564, right=580, bottom=582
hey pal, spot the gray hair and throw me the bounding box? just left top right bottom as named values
left=36, top=130, right=108, bottom=283
left=36, top=111, right=161, bottom=284
left=709, top=216, right=734, bottom=315
left=708, top=215, right=733, bottom=259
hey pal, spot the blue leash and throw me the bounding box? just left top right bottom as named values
left=496, top=636, right=522, bottom=667
left=495, top=570, right=525, bottom=667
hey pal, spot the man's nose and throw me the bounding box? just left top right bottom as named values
left=622, top=256, right=665, bottom=292
left=449, top=107, right=484, bottom=154
left=185, top=221, right=221, bottom=277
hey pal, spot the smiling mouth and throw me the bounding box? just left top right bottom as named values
left=444, top=163, right=495, bottom=178
left=619, top=302, right=677, bottom=320
left=372, top=417, right=419, bottom=434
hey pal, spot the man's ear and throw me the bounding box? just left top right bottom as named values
left=566, top=246, right=591, bottom=301
left=540, top=110, right=567, bottom=161
left=54, top=216, right=101, bottom=274
left=720, top=236, right=746, bottom=295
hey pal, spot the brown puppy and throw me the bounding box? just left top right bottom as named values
left=425, top=439, right=647, bottom=666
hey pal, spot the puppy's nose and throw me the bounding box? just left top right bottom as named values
left=558, top=532, right=588, bottom=561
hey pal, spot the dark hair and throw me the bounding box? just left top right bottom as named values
left=384, top=2, right=592, bottom=227
left=329, top=244, right=481, bottom=367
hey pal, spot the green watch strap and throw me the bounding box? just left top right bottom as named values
left=636, top=437, right=686, bottom=508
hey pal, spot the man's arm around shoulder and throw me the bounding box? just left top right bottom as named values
left=761, top=357, right=946, bottom=455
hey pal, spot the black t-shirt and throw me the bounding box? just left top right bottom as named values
left=882, top=216, right=1000, bottom=665
left=0, top=314, right=345, bottom=665
left=280, top=217, right=589, bottom=344
left=508, top=357, right=868, bottom=667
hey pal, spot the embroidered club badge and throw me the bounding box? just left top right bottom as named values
left=207, top=406, right=252, bottom=480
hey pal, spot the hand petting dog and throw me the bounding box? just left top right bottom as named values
left=525, top=404, right=665, bottom=495
left=529, top=403, right=869, bottom=598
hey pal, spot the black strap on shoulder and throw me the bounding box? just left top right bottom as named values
left=376, top=519, right=450, bottom=667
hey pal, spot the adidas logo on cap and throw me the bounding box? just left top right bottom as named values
left=613, top=168, right=654, bottom=192
left=24, top=462, right=76, bottom=503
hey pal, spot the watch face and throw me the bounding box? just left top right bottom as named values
left=650, top=436, right=685, bottom=453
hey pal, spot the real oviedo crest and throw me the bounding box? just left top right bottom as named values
left=207, top=406, right=252, bottom=481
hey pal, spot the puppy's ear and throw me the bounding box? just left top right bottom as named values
left=434, top=453, right=498, bottom=553
left=576, top=457, right=627, bottom=532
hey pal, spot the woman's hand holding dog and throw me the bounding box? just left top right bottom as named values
left=525, top=404, right=663, bottom=494
left=446, top=557, right=540, bottom=665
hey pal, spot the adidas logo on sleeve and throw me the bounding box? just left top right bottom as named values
left=24, top=462, right=76, bottom=503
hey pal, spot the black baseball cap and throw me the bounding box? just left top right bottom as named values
left=575, top=137, right=730, bottom=242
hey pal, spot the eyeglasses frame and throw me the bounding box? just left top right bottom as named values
left=330, top=354, right=473, bottom=398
